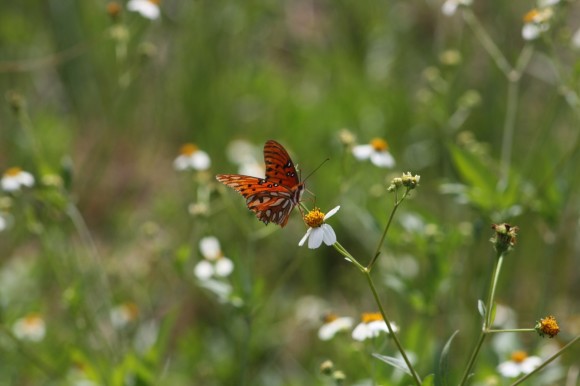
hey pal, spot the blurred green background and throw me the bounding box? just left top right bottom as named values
left=1, top=0, right=579, bottom=385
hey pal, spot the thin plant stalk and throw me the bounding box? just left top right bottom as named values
left=458, top=252, right=506, bottom=386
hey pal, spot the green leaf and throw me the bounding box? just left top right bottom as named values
left=438, top=330, right=459, bottom=386
left=423, top=374, right=435, bottom=386
left=373, top=353, right=412, bottom=376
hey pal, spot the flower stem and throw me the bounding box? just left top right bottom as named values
left=509, top=335, right=580, bottom=386
left=367, top=189, right=408, bottom=271
left=458, top=252, right=505, bottom=386
left=364, top=270, right=422, bottom=386
left=486, top=328, right=535, bottom=334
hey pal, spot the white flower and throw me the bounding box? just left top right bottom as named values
left=497, top=351, right=542, bottom=377
left=299, top=206, right=340, bottom=249
left=318, top=314, right=354, bottom=341
left=352, top=313, right=398, bottom=341
left=352, top=138, right=395, bottom=168
left=173, top=143, right=211, bottom=171
left=1, top=168, right=34, bottom=192
left=127, top=0, right=160, bottom=20
left=12, top=314, right=46, bottom=342
left=226, top=140, right=265, bottom=176
left=194, top=236, right=234, bottom=280
left=441, top=0, right=472, bottom=16
left=521, top=8, right=554, bottom=41
left=110, top=303, right=139, bottom=329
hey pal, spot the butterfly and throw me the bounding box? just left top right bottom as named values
left=216, top=140, right=305, bottom=227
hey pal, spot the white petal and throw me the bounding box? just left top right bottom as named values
left=321, top=225, right=337, bottom=246
left=192, top=151, right=211, bottom=170
left=173, top=155, right=190, bottom=170
left=324, top=206, right=340, bottom=220
left=194, top=260, right=214, bottom=280
left=298, top=228, right=312, bottom=246
left=1, top=177, right=20, bottom=192
left=538, top=0, right=560, bottom=6
left=370, top=151, right=395, bottom=168
left=522, top=23, right=541, bottom=41
left=128, top=0, right=160, bottom=19
left=352, top=144, right=374, bottom=160
left=497, top=361, right=521, bottom=378
left=520, top=356, right=542, bottom=374
left=442, top=0, right=458, bottom=16
left=318, top=317, right=353, bottom=341
left=215, top=258, right=234, bottom=277
left=352, top=323, right=370, bottom=341
left=199, top=236, right=221, bottom=260
left=308, top=228, right=324, bottom=249
left=17, top=171, right=34, bottom=187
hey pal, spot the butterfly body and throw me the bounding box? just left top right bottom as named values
left=216, top=140, right=304, bottom=227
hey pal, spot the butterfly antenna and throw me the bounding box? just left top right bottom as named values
left=303, top=158, right=330, bottom=183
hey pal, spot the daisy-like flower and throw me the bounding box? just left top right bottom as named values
left=522, top=7, right=554, bottom=40
left=497, top=351, right=542, bottom=378
left=173, top=143, right=211, bottom=171
left=318, top=313, right=354, bottom=341
left=12, top=314, right=46, bottom=342
left=110, top=302, right=139, bottom=329
left=127, top=0, right=160, bottom=20
left=352, top=312, right=398, bottom=341
left=226, top=139, right=265, bottom=176
left=194, top=236, right=234, bottom=280
left=352, top=138, right=395, bottom=168
left=299, top=206, right=340, bottom=249
left=441, top=0, right=472, bottom=16
left=1, top=167, right=35, bottom=192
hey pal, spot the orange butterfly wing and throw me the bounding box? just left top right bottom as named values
left=216, top=140, right=304, bottom=227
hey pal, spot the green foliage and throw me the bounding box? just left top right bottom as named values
left=1, top=0, right=579, bottom=385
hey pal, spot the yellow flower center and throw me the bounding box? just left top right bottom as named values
left=106, top=2, right=122, bottom=17
left=23, top=314, right=43, bottom=328
left=361, top=312, right=383, bottom=324
left=304, top=208, right=325, bottom=227
left=123, top=303, right=140, bottom=320
left=523, top=9, right=539, bottom=23
left=322, top=313, right=338, bottom=323
left=539, top=315, right=559, bottom=338
left=510, top=351, right=528, bottom=363
left=4, top=167, right=22, bottom=177
left=180, top=143, right=198, bottom=156
left=370, top=138, right=388, bottom=151
left=149, top=0, right=161, bottom=5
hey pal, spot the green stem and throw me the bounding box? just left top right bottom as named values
left=367, top=189, right=408, bottom=271
left=462, top=9, right=512, bottom=77
left=364, top=270, right=422, bottom=386
left=509, top=335, right=580, bottom=386
left=458, top=252, right=505, bottom=386
left=487, top=328, right=534, bottom=334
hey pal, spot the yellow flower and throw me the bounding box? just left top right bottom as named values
left=535, top=315, right=560, bottom=338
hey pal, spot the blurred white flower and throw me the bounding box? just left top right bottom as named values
left=174, top=143, right=211, bottom=171
left=194, top=236, right=234, bottom=280
left=127, top=0, right=160, bottom=20
left=522, top=8, right=554, bottom=41
left=1, top=167, right=34, bottom=192
left=497, top=351, right=542, bottom=377
left=441, top=0, right=472, bottom=16
left=318, top=314, right=353, bottom=341
left=572, top=28, right=580, bottom=49
left=299, top=206, right=340, bottom=249
left=110, top=303, right=139, bottom=329
left=352, top=138, right=395, bottom=168
left=226, top=139, right=265, bottom=176
left=134, top=320, right=159, bottom=354
left=352, top=313, right=398, bottom=341
left=12, top=314, right=46, bottom=342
